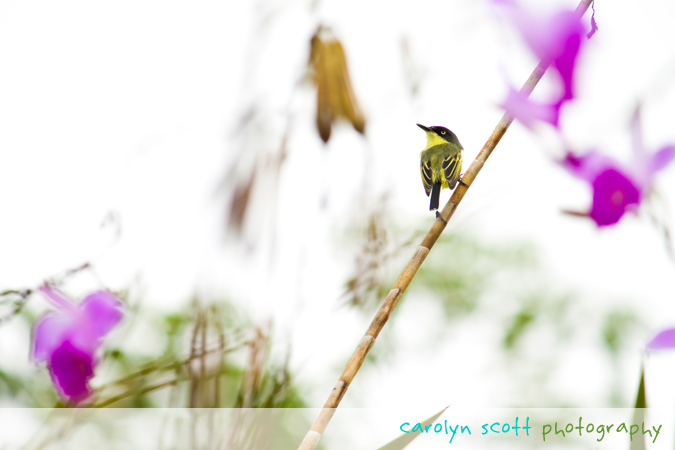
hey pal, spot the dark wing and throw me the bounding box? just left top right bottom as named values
left=442, top=151, right=462, bottom=189
left=420, top=159, right=433, bottom=196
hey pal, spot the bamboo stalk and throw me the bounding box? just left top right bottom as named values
left=297, top=2, right=593, bottom=448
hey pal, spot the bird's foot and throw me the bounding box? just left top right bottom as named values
left=458, top=174, right=469, bottom=187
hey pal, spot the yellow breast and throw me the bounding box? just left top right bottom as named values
left=425, top=131, right=449, bottom=148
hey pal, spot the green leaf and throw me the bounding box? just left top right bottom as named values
left=630, top=364, right=646, bottom=450
left=376, top=407, right=448, bottom=450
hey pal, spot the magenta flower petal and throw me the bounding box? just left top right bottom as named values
left=50, top=340, right=94, bottom=403
left=80, top=291, right=124, bottom=340
left=646, top=328, right=675, bottom=350
left=630, top=108, right=675, bottom=190
left=39, top=285, right=76, bottom=310
left=589, top=168, right=640, bottom=227
left=496, top=2, right=585, bottom=101
left=649, top=145, right=675, bottom=175
left=500, top=86, right=560, bottom=129
left=551, top=19, right=582, bottom=100
left=562, top=151, right=640, bottom=226
left=32, top=313, right=76, bottom=363
left=562, top=151, right=619, bottom=183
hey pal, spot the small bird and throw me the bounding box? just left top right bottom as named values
left=417, top=124, right=464, bottom=211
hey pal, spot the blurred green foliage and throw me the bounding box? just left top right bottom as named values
left=603, top=310, right=641, bottom=355
left=411, top=232, right=537, bottom=318
left=0, top=295, right=307, bottom=411
left=342, top=212, right=644, bottom=408
left=0, top=294, right=313, bottom=449
left=90, top=301, right=306, bottom=410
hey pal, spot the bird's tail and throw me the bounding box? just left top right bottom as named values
left=429, top=182, right=441, bottom=211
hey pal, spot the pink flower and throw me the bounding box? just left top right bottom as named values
left=590, top=168, right=640, bottom=226
left=32, top=285, right=124, bottom=404
left=628, top=108, right=675, bottom=193
left=494, top=0, right=588, bottom=127
left=496, top=1, right=585, bottom=100
left=646, top=328, right=675, bottom=350
left=562, top=110, right=675, bottom=227
left=563, top=153, right=639, bottom=226
left=500, top=86, right=561, bottom=129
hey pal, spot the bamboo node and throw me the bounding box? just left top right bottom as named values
left=298, top=431, right=322, bottom=450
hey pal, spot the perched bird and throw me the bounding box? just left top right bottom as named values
left=417, top=124, right=464, bottom=211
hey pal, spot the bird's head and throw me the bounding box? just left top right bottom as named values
left=417, top=124, right=462, bottom=149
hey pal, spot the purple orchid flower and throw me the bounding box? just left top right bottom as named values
left=563, top=153, right=640, bottom=226
left=646, top=328, right=675, bottom=351
left=31, top=285, right=124, bottom=404
left=495, top=0, right=585, bottom=99
left=562, top=110, right=675, bottom=227
left=494, top=0, right=587, bottom=127
left=500, top=85, right=561, bottom=129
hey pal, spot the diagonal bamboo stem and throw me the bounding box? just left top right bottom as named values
left=297, top=2, right=593, bottom=448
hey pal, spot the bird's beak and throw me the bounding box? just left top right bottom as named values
left=416, top=123, right=431, bottom=132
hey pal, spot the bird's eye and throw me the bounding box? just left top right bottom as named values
left=441, top=131, right=446, bottom=135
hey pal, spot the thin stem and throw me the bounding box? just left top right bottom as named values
left=297, top=1, right=594, bottom=448
left=95, top=340, right=243, bottom=393
left=94, top=379, right=179, bottom=408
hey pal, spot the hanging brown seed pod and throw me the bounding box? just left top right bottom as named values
left=309, top=28, right=366, bottom=143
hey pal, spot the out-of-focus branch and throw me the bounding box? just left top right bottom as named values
left=297, top=1, right=594, bottom=449
left=0, top=289, right=32, bottom=324
left=94, top=379, right=179, bottom=408
left=0, top=262, right=92, bottom=325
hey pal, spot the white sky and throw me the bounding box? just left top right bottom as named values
left=1, top=0, right=675, bottom=439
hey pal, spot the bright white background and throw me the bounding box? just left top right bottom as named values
left=1, top=0, right=675, bottom=438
